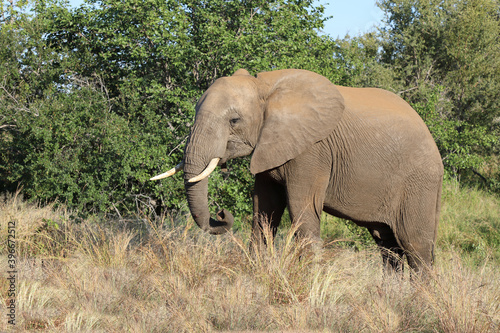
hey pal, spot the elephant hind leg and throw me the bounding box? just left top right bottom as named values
left=368, top=224, right=405, bottom=273
left=396, top=184, right=441, bottom=275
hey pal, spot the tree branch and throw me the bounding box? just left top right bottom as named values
left=397, top=86, right=419, bottom=95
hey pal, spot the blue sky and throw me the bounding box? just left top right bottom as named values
left=68, top=0, right=384, bottom=39
left=319, top=1, right=384, bottom=38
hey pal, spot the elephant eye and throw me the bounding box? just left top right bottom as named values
left=230, top=117, right=240, bottom=126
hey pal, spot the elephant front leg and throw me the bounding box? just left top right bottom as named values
left=285, top=178, right=329, bottom=246
left=287, top=194, right=323, bottom=243
left=285, top=186, right=326, bottom=259
left=281, top=149, right=330, bottom=244
left=252, top=173, right=287, bottom=248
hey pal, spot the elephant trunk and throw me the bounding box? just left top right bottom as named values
left=184, top=177, right=234, bottom=235
left=183, top=114, right=233, bottom=234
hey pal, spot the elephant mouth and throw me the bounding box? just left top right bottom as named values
left=219, top=161, right=228, bottom=172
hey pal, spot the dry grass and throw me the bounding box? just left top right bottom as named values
left=0, top=188, right=499, bottom=332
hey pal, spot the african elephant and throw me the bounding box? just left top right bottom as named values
left=151, top=69, right=444, bottom=273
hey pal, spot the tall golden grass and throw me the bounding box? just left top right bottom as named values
left=0, top=185, right=499, bottom=332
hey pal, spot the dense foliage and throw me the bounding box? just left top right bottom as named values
left=377, top=0, right=500, bottom=187
left=1, top=0, right=498, bottom=220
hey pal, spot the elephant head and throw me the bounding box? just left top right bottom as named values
left=151, top=69, right=345, bottom=234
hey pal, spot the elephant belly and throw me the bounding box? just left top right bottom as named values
left=322, top=159, right=440, bottom=226
left=322, top=172, right=397, bottom=224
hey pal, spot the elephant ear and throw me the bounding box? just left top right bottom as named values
left=250, top=69, right=345, bottom=174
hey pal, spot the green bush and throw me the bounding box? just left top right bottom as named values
left=412, top=86, right=497, bottom=178
left=3, top=84, right=184, bottom=213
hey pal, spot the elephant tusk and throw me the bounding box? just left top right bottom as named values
left=150, top=161, right=184, bottom=181
left=188, top=158, right=220, bottom=183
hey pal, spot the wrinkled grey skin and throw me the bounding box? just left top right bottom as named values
left=178, top=69, right=443, bottom=273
